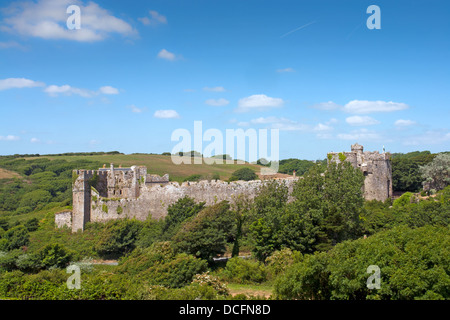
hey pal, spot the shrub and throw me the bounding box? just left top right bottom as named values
left=230, top=168, right=257, bottom=181
left=183, top=174, right=202, bottom=182
left=265, top=248, right=303, bottom=279
left=220, top=257, right=267, bottom=284
left=0, top=225, right=29, bottom=251
left=119, top=242, right=208, bottom=288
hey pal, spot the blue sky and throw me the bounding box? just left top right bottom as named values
left=0, top=0, right=449, bottom=160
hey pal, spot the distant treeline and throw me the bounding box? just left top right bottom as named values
left=0, top=151, right=123, bottom=159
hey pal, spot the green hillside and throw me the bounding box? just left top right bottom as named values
left=22, top=153, right=264, bottom=183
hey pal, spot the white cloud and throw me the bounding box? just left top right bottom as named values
left=326, top=118, right=339, bottom=124
left=314, top=123, right=333, bottom=132
left=343, top=100, right=409, bottom=114
left=236, top=94, right=284, bottom=113
left=154, top=109, right=180, bottom=119
left=276, top=68, right=295, bottom=73
left=0, top=78, right=45, bottom=91
left=139, top=10, right=167, bottom=26
left=44, top=84, right=93, bottom=98
left=249, top=116, right=308, bottom=131
left=346, top=115, right=380, bottom=126
left=403, top=130, right=450, bottom=146
left=310, top=101, right=341, bottom=111
left=1, top=0, right=136, bottom=42
left=205, top=98, right=229, bottom=107
left=157, top=49, right=179, bottom=61
left=30, top=137, right=40, bottom=143
left=203, top=86, right=226, bottom=92
left=99, top=86, right=119, bottom=95
left=127, top=105, right=144, bottom=113
left=395, top=119, right=416, bottom=127
left=0, top=41, right=24, bottom=49
left=337, top=128, right=382, bottom=141
left=44, top=84, right=119, bottom=97
left=0, top=135, right=20, bottom=141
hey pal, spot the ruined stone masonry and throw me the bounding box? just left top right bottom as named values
left=327, top=143, right=393, bottom=201
left=55, top=143, right=392, bottom=232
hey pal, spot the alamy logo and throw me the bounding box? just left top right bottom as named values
left=171, top=121, right=280, bottom=175
left=367, top=5, right=381, bottom=30
left=366, top=265, right=381, bottom=290
left=66, top=264, right=81, bottom=290
left=66, top=5, right=81, bottom=30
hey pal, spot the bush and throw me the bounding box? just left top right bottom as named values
left=183, top=174, right=202, bottom=182
left=275, top=225, right=450, bottom=300
left=172, top=202, right=236, bottom=262
left=230, top=168, right=258, bottom=181
left=119, top=242, right=208, bottom=288
left=220, top=257, right=267, bottom=284
left=18, top=190, right=52, bottom=211
left=94, top=219, right=143, bottom=257
left=0, top=225, right=29, bottom=251
left=265, top=248, right=302, bottom=279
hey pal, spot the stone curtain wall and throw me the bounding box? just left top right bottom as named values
left=90, top=179, right=298, bottom=223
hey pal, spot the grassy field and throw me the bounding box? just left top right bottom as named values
left=0, top=168, right=22, bottom=180
left=24, top=153, right=266, bottom=182
left=227, top=283, right=273, bottom=299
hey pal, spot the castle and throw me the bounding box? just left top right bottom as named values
left=327, top=143, right=392, bottom=201
left=55, top=143, right=392, bottom=232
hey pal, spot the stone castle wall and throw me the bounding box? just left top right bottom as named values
left=89, top=179, right=298, bottom=224
left=62, top=143, right=392, bottom=232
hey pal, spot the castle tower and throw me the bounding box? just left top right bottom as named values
left=72, top=170, right=92, bottom=232
left=327, top=144, right=393, bottom=201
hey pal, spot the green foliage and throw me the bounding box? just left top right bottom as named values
left=94, top=219, right=143, bottom=257
left=219, top=257, right=267, bottom=284
left=292, top=162, right=365, bottom=251
left=162, top=196, right=205, bottom=240
left=393, top=192, right=414, bottom=207
left=118, top=242, right=208, bottom=288
left=37, top=244, right=73, bottom=269
left=275, top=225, right=450, bottom=300
left=338, top=152, right=347, bottom=162
left=391, top=151, right=436, bottom=192
left=0, top=157, right=102, bottom=214
left=19, top=190, right=52, bottom=211
left=230, top=168, right=258, bottom=181
left=420, top=153, right=450, bottom=191
left=191, top=271, right=229, bottom=296
left=183, top=174, right=202, bottom=182
left=265, top=248, right=303, bottom=279
left=172, top=201, right=236, bottom=262
left=0, top=225, right=29, bottom=251
left=278, top=158, right=314, bottom=176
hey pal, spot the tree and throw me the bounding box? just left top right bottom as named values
left=275, top=225, right=450, bottom=300
left=420, top=153, right=450, bottom=192
left=94, top=219, right=143, bottom=257
left=38, top=244, right=72, bottom=269
left=0, top=225, right=29, bottom=251
left=292, top=161, right=365, bottom=251
left=18, top=190, right=52, bottom=211
left=162, top=196, right=205, bottom=240
left=278, top=158, right=314, bottom=176
left=118, top=242, right=207, bottom=288
left=248, top=180, right=289, bottom=261
left=230, top=168, right=258, bottom=181
left=172, top=201, right=235, bottom=262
